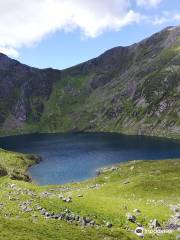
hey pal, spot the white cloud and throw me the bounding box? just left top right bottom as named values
left=147, top=11, right=180, bottom=25
left=0, top=0, right=141, bottom=57
left=0, top=0, right=179, bottom=59
left=174, top=14, right=180, bottom=20
left=0, top=47, right=19, bottom=58
left=136, top=0, right=162, bottom=7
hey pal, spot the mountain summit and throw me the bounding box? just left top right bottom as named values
left=0, top=26, right=180, bottom=138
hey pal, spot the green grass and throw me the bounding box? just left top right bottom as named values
left=0, top=151, right=179, bottom=239
left=0, top=149, right=40, bottom=181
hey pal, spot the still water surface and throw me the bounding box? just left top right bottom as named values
left=0, top=133, right=180, bottom=185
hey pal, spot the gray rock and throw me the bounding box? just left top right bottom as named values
left=126, top=213, right=136, bottom=223
left=106, top=222, right=113, bottom=228
left=110, top=166, right=118, bottom=171
left=79, top=217, right=87, bottom=226
left=133, top=209, right=141, bottom=214
left=25, top=207, right=33, bottom=212
left=149, top=219, right=161, bottom=228
left=84, top=217, right=91, bottom=224
left=40, top=208, right=46, bottom=215
left=77, top=194, right=83, bottom=198
left=9, top=197, right=17, bottom=201
left=66, top=197, right=72, bottom=203
left=64, top=209, right=71, bottom=213
left=123, top=180, right=130, bottom=185
left=62, top=197, right=72, bottom=203
left=44, top=212, right=51, bottom=217
left=59, top=194, right=64, bottom=199
left=40, top=192, right=51, bottom=198
left=89, top=220, right=95, bottom=226
left=75, top=215, right=80, bottom=221
left=36, top=206, right=43, bottom=210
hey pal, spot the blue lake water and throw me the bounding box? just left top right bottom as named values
left=0, top=133, right=180, bottom=185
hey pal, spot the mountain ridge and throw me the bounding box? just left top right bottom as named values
left=0, top=26, right=180, bottom=138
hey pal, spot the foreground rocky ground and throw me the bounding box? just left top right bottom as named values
left=0, top=150, right=179, bottom=240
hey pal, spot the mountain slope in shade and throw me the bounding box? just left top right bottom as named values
left=0, top=26, right=180, bottom=138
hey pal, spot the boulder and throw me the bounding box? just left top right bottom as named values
left=77, top=194, right=83, bottom=198
left=123, top=180, right=130, bottom=185
left=106, top=222, right=113, bottom=228
left=149, top=219, right=161, bottom=228
left=133, top=209, right=141, bottom=214
left=126, top=213, right=136, bottom=223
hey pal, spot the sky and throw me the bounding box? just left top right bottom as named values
left=0, top=0, right=179, bottom=70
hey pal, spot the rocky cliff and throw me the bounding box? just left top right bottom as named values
left=0, top=26, right=180, bottom=138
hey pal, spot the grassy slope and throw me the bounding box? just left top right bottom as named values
left=0, top=149, right=40, bottom=181
left=35, top=40, right=180, bottom=139
left=0, top=153, right=179, bottom=240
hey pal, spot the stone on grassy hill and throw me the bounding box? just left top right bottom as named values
left=40, top=208, right=46, bottom=215
left=110, top=166, right=119, bottom=171
left=133, top=209, right=141, bottom=214
left=8, top=183, right=16, bottom=189
left=51, top=213, right=58, bottom=219
left=59, top=194, right=64, bottom=199
left=64, top=209, right=71, bottom=213
left=40, top=192, right=52, bottom=198
left=62, top=197, right=72, bottom=203
left=149, top=219, right=161, bottom=228
left=79, top=216, right=87, bottom=226
left=77, top=194, right=83, bottom=197
left=19, top=200, right=33, bottom=212
left=25, top=207, right=33, bottom=212
left=45, top=212, right=51, bottom=217
left=36, top=206, right=43, bottom=210
left=136, top=222, right=143, bottom=227
left=89, top=184, right=101, bottom=189
left=96, top=170, right=101, bottom=176
left=167, top=212, right=180, bottom=230
left=126, top=213, right=136, bottom=223
left=75, top=215, right=80, bottom=221
left=174, top=207, right=180, bottom=212
left=36, top=205, right=99, bottom=228
left=20, top=205, right=33, bottom=212
left=106, top=222, right=113, bottom=228
left=89, top=220, right=95, bottom=226
left=8, top=196, right=17, bottom=201
left=25, top=190, right=36, bottom=197
left=123, top=180, right=130, bottom=185
left=170, top=204, right=180, bottom=213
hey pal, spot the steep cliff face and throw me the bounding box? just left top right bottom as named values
left=0, top=26, right=180, bottom=138
left=0, top=55, right=60, bottom=133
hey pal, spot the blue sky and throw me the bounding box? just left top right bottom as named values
left=0, top=0, right=179, bottom=70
